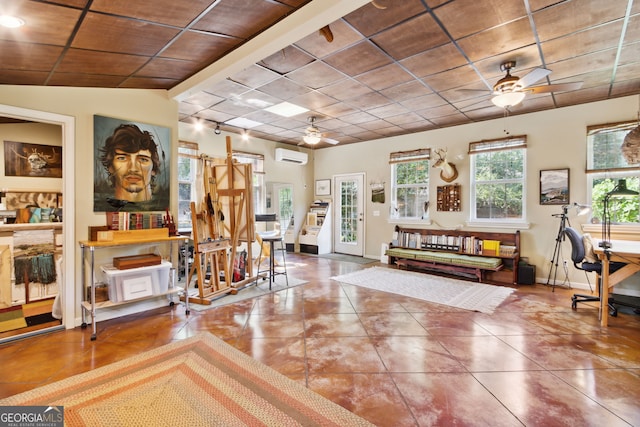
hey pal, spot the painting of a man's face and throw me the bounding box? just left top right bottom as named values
left=93, top=116, right=170, bottom=212
left=110, top=149, right=155, bottom=201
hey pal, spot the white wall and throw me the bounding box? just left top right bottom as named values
left=1, top=85, right=178, bottom=325
left=313, top=95, right=640, bottom=290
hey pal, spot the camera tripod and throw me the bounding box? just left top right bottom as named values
left=546, top=205, right=572, bottom=290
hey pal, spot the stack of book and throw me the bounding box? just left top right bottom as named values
left=106, top=212, right=164, bottom=231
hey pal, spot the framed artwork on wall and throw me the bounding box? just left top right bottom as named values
left=93, top=115, right=171, bottom=212
left=3, top=141, right=62, bottom=178
left=540, top=168, right=570, bottom=205
left=315, top=179, right=330, bottom=196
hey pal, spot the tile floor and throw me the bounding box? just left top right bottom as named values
left=1, top=253, right=639, bottom=426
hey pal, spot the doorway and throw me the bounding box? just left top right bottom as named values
left=268, top=182, right=293, bottom=232
left=333, top=173, right=365, bottom=256
left=0, top=104, right=75, bottom=342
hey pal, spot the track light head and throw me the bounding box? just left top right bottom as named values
left=214, top=123, right=221, bottom=135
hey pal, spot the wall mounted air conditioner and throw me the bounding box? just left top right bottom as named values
left=275, top=148, right=308, bottom=165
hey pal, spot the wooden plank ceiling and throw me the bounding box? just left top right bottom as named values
left=1, top=0, right=639, bottom=147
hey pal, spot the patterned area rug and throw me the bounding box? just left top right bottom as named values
left=332, top=267, right=515, bottom=314
left=0, top=333, right=373, bottom=427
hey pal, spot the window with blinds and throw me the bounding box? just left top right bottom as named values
left=178, top=141, right=198, bottom=231
left=469, top=135, right=526, bottom=222
left=586, top=121, right=639, bottom=224
left=232, top=151, right=265, bottom=214
left=389, top=149, right=430, bottom=220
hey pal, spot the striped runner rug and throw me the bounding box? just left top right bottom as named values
left=0, top=333, right=373, bottom=427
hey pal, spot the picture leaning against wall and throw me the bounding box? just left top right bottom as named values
left=93, top=115, right=171, bottom=212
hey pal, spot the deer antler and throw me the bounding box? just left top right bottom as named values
left=434, top=148, right=448, bottom=161
left=433, top=148, right=458, bottom=183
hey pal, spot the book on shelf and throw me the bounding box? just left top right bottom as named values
left=106, top=212, right=165, bottom=231
left=482, top=239, right=501, bottom=256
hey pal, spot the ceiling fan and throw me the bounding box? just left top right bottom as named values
left=299, top=116, right=339, bottom=146
left=478, top=61, right=583, bottom=108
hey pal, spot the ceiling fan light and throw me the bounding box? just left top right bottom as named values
left=303, top=133, right=321, bottom=145
left=491, top=92, right=525, bottom=108
left=0, top=15, right=25, bottom=28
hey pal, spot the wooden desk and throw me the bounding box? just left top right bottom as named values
left=594, top=240, right=640, bottom=327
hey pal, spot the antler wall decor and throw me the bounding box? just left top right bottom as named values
left=432, top=148, right=459, bottom=183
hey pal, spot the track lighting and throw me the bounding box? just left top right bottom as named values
left=214, top=123, right=221, bottom=135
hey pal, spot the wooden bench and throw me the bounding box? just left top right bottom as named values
left=387, top=248, right=503, bottom=282
left=387, top=227, right=520, bottom=286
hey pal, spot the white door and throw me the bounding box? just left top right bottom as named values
left=333, top=173, right=365, bottom=256
left=270, top=183, right=293, bottom=231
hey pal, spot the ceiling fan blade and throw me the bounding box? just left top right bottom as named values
left=514, top=67, right=551, bottom=89
left=523, top=81, right=583, bottom=94
left=457, top=88, right=490, bottom=94
left=323, top=137, right=339, bottom=145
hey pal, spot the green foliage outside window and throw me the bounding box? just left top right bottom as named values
left=392, top=160, right=429, bottom=219
left=589, top=124, right=639, bottom=224
left=591, top=178, right=639, bottom=224
left=473, top=149, right=524, bottom=219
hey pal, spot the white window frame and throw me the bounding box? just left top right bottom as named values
left=585, top=121, right=640, bottom=227
left=389, top=148, right=430, bottom=223
left=177, top=141, right=198, bottom=233
left=468, top=136, right=528, bottom=229
left=232, top=150, right=265, bottom=215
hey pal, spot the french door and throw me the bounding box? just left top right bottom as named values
left=333, top=173, right=365, bottom=256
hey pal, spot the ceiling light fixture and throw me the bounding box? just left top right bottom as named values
left=303, top=132, right=321, bottom=145
left=242, top=129, right=249, bottom=141
left=0, top=15, right=25, bottom=28
left=265, top=102, right=309, bottom=117
left=214, top=122, right=221, bottom=135
left=491, top=92, right=526, bottom=109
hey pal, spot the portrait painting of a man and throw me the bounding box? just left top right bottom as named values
left=93, top=115, right=170, bottom=212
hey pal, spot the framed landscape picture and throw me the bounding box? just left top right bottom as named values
left=540, top=168, right=569, bottom=205
left=315, top=179, right=330, bottom=196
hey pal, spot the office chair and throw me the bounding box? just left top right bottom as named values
left=563, top=226, right=627, bottom=317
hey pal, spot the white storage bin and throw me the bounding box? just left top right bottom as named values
left=101, top=261, right=171, bottom=302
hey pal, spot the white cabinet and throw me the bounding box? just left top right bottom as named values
left=299, top=202, right=331, bottom=255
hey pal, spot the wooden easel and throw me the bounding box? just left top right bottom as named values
left=211, top=137, right=255, bottom=289
left=185, top=201, right=234, bottom=305
left=184, top=136, right=256, bottom=303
